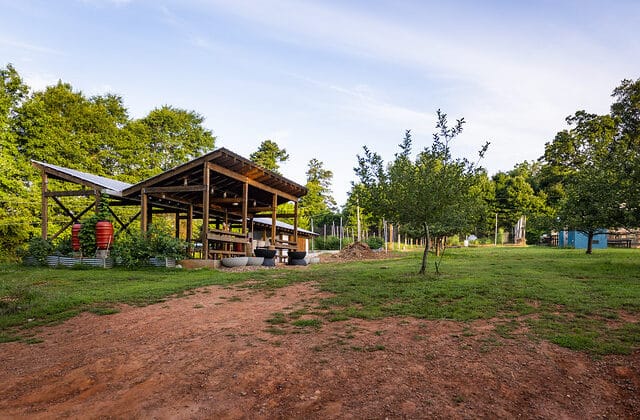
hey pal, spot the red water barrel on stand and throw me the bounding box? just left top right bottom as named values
left=71, top=224, right=82, bottom=251
left=95, top=221, right=114, bottom=250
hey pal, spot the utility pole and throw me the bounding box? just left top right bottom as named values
left=339, top=217, right=343, bottom=249
left=494, top=213, right=498, bottom=246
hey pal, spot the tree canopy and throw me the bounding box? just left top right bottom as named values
left=355, top=113, right=489, bottom=274
left=249, top=140, right=289, bottom=174
left=0, top=63, right=216, bottom=259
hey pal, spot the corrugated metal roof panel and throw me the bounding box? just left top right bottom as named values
left=253, top=217, right=317, bottom=236
left=32, top=160, right=132, bottom=193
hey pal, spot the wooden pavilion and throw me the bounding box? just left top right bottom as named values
left=33, top=148, right=312, bottom=260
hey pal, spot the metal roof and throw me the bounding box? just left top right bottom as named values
left=122, top=147, right=308, bottom=202
left=253, top=217, right=318, bottom=236
left=32, top=160, right=132, bottom=194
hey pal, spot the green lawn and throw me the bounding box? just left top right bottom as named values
left=2, top=247, right=639, bottom=354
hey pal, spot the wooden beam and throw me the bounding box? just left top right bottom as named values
left=211, top=197, right=243, bottom=204
left=41, top=171, right=48, bottom=239
left=48, top=201, right=94, bottom=241
left=208, top=162, right=298, bottom=202
left=51, top=196, right=78, bottom=222
left=175, top=212, right=180, bottom=239
left=248, top=207, right=275, bottom=213
left=144, top=185, right=207, bottom=193
left=44, top=189, right=94, bottom=197
left=114, top=210, right=140, bottom=238
left=121, top=151, right=219, bottom=196
left=202, top=163, right=210, bottom=259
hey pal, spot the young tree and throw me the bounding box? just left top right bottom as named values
left=355, top=112, right=489, bottom=274
left=250, top=140, right=289, bottom=173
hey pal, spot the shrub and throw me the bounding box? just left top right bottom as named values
left=112, top=224, right=187, bottom=268
left=313, top=235, right=353, bottom=250
left=447, top=235, right=461, bottom=247
left=366, top=236, right=384, bottom=250
left=24, top=237, right=53, bottom=265
left=79, top=196, right=111, bottom=257
left=78, top=214, right=100, bottom=257
left=112, top=231, right=151, bottom=268
left=53, top=237, right=73, bottom=257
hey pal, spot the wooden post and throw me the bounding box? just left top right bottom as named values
left=186, top=204, right=193, bottom=243
left=41, top=171, right=48, bottom=239
left=242, top=182, right=248, bottom=234
left=293, top=200, right=299, bottom=246
left=271, top=193, right=277, bottom=246
left=202, top=164, right=210, bottom=259
left=141, top=190, right=148, bottom=233
left=94, top=190, right=101, bottom=214
left=175, top=212, right=180, bottom=239
left=242, top=182, right=249, bottom=255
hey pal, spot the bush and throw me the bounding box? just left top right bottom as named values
left=78, top=214, right=100, bottom=257
left=53, top=238, right=73, bottom=257
left=366, top=236, right=384, bottom=250
left=24, top=237, right=53, bottom=265
left=147, top=225, right=187, bottom=260
left=112, top=224, right=187, bottom=268
left=112, top=231, right=151, bottom=268
left=447, top=235, right=461, bottom=247
left=313, top=235, right=353, bottom=250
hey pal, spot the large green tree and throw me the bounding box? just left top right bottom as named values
left=299, top=158, right=337, bottom=229
left=250, top=140, right=289, bottom=173
left=0, top=64, right=218, bottom=258
left=0, top=64, right=35, bottom=256
left=121, top=106, right=215, bottom=178
left=541, top=110, right=620, bottom=253
left=14, top=82, right=128, bottom=177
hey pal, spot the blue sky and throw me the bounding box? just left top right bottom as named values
left=1, top=0, right=639, bottom=205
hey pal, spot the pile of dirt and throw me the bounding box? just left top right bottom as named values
left=321, top=242, right=390, bottom=262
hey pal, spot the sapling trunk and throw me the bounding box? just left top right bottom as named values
left=419, top=223, right=430, bottom=275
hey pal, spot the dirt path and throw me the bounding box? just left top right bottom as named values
left=1, top=281, right=639, bottom=419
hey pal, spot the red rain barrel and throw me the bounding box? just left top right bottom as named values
left=234, top=242, right=243, bottom=252
left=71, top=224, right=82, bottom=251
left=95, top=221, right=114, bottom=250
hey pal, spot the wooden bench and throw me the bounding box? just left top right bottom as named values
left=208, top=249, right=246, bottom=259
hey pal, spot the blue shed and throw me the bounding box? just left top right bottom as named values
left=558, top=230, right=608, bottom=249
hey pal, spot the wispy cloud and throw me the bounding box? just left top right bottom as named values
left=0, top=38, right=63, bottom=56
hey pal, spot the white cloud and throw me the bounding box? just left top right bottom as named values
left=0, top=38, right=62, bottom=56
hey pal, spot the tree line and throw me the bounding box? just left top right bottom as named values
left=0, top=63, right=339, bottom=259
left=2, top=61, right=639, bottom=264
left=351, top=77, right=640, bottom=270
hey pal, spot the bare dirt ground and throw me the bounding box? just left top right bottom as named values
left=1, top=279, right=639, bottom=419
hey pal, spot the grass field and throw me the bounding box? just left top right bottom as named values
left=1, top=246, right=639, bottom=354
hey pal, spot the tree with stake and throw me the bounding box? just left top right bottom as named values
left=355, top=110, right=489, bottom=275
